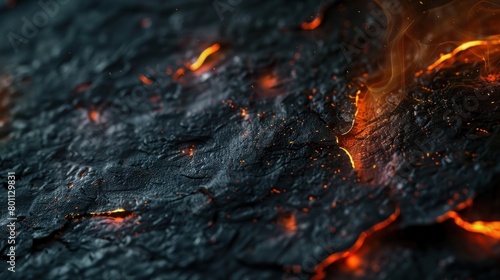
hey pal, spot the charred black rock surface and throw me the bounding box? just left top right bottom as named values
left=0, top=0, right=499, bottom=279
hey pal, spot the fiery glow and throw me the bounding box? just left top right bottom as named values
left=188, top=44, right=221, bottom=71
left=418, top=39, right=500, bottom=76
left=173, top=68, right=185, bottom=80
left=259, top=74, right=279, bottom=89
left=439, top=210, right=500, bottom=240
left=339, top=146, right=356, bottom=169
left=336, top=90, right=370, bottom=174
left=345, top=255, right=362, bottom=270
left=138, top=74, right=153, bottom=85
left=312, top=207, right=400, bottom=280
left=278, top=213, right=297, bottom=232
left=89, top=208, right=127, bottom=216
left=367, top=0, right=500, bottom=98
left=88, top=110, right=99, bottom=123
left=301, top=14, right=323, bottom=30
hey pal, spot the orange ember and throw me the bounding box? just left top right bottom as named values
left=188, top=43, right=221, bottom=71
left=278, top=213, right=297, bottom=232
left=344, top=254, right=362, bottom=270
left=312, top=207, right=400, bottom=280
left=173, top=68, right=185, bottom=80
left=259, top=74, right=279, bottom=89
left=301, top=14, right=323, bottom=30
left=88, top=110, right=99, bottom=123
left=138, top=74, right=153, bottom=85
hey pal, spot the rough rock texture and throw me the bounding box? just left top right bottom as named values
left=0, top=0, right=499, bottom=280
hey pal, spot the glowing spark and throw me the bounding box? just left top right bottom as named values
left=301, top=15, right=324, bottom=30
left=188, top=44, right=221, bottom=71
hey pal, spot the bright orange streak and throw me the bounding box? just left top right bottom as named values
left=339, top=146, right=356, bottom=169
left=301, top=15, right=323, bottom=30
left=420, top=39, right=500, bottom=76
left=426, top=41, right=489, bottom=72
left=188, top=44, right=221, bottom=71
left=342, top=90, right=362, bottom=136
left=440, top=211, right=500, bottom=239
left=138, top=74, right=153, bottom=85
left=312, top=207, right=400, bottom=280
left=89, top=208, right=127, bottom=215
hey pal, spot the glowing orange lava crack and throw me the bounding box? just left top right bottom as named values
left=312, top=207, right=400, bottom=280
left=437, top=202, right=500, bottom=240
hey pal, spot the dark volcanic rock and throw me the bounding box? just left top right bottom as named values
left=0, top=0, right=499, bottom=280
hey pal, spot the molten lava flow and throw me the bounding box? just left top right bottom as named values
left=439, top=210, right=500, bottom=240
left=301, top=14, right=323, bottom=30
left=188, top=43, right=221, bottom=71
left=312, top=208, right=400, bottom=280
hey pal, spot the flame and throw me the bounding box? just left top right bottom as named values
left=188, top=43, right=221, bottom=71
left=301, top=14, right=323, bottom=30
left=367, top=0, right=500, bottom=100
left=417, top=37, right=500, bottom=78
left=312, top=207, right=400, bottom=280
